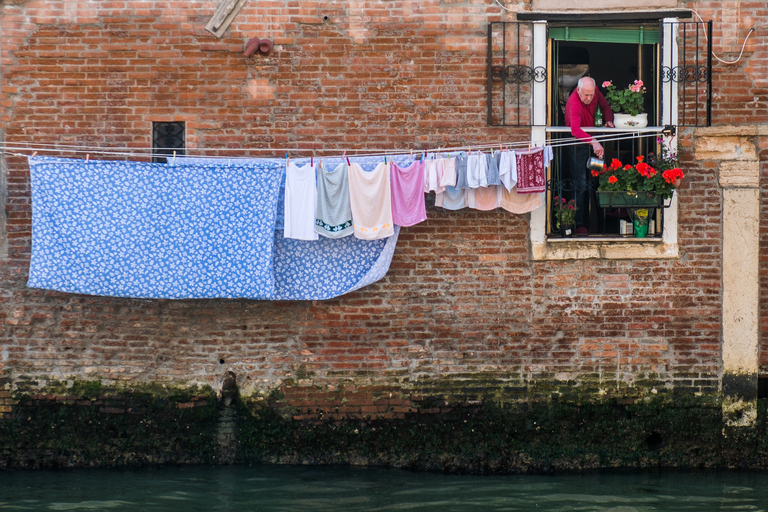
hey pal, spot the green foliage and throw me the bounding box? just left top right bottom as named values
left=602, top=79, right=646, bottom=116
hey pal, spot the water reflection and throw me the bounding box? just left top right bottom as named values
left=0, top=466, right=766, bottom=511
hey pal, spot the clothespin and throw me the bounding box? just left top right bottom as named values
left=31, top=151, right=37, bottom=158
left=285, top=152, right=289, bottom=166
left=410, top=148, right=413, bottom=159
left=527, top=143, right=532, bottom=153
left=311, top=155, right=313, bottom=166
left=171, top=151, right=176, bottom=165
left=86, top=154, right=90, bottom=163
left=499, top=143, right=503, bottom=152
left=227, top=158, right=231, bottom=167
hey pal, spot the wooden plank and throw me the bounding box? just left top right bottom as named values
left=205, top=0, right=249, bottom=38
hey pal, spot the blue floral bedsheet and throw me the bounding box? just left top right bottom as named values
left=27, top=156, right=399, bottom=300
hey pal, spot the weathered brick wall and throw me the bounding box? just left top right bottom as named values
left=0, top=0, right=762, bottom=417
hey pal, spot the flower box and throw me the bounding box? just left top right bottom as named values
left=597, top=191, right=665, bottom=208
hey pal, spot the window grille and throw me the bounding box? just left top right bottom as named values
left=660, top=20, right=712, bottom=127
left=152, top=122, right=185, bottom=163
left=546, top=133, right=669, bottom=238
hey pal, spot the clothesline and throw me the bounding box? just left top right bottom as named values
left=0, top=131, right=665, bottom=162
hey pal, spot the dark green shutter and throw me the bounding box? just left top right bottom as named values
left=548, top=26, right=659, bottom=44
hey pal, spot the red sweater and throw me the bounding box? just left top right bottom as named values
left=564, top=88, right=614, bottom=142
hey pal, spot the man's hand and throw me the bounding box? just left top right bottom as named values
left=591, top=140, right=604, bottom=159
left=605, top=121, right=615, bottom=128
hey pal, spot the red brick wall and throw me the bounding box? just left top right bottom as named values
left=0, top=1, right=762, bottom=414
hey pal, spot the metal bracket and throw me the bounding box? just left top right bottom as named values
left=661, top=125, right=676, bottom=137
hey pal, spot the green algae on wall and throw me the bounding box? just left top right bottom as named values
left=3, top=377, right=768, bottom=472
left=236, top=392, right=768, bottom=473
left=0, top=380, right=219, bottom=469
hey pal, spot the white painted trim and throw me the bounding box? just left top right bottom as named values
left=529, top=18, right=680, bottom=261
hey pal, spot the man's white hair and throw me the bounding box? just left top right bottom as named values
left=577, top=76, right=596, bottom=90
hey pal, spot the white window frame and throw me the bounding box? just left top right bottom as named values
left=529, top=19, right=680, bottom=260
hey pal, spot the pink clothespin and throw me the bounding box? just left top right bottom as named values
left=343, top=150, right=350, bottom=165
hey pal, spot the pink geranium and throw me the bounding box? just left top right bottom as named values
left=602, top=79, right=646, bottom=116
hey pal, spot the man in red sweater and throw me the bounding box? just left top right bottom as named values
left=564, top=76, right=614, bottom=233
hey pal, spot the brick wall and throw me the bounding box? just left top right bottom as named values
left=0, top=378, right=12, bottom=419
left=0, top=0, right=763, bottom=413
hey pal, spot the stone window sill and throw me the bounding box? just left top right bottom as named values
left=531, top=239, right=679, bottom=260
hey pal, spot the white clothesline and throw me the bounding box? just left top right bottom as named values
left=1, top=130, right=666, bottom=162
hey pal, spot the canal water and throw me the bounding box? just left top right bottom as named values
left=1, top=465, right=767, bottom=511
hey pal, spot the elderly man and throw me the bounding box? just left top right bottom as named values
left=564, top=76, right=614, bottom=234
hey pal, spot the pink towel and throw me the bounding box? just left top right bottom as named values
left=515, top=148, right=546, bottom=194
left=391, top=161, right=427, bottom=227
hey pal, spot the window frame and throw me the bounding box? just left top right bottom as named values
left=528, top=19, right=680, bottom=260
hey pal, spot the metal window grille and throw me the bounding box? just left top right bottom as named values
left=487, top=22, right=546, bottom=127
left=152, top=121, right=185, bottom=163
left=661, top=20, right=712, bottom=127
left=546, top=133, right=670, bottom=238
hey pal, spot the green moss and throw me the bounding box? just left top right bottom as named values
left=3, top=375, right=767, bottom=473
left=234, top=392, right=768, bottom=472
left=0, top=383, right=219, bottom=469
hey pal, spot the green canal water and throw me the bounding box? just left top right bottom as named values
left=1, top=465, right=767, bottom=511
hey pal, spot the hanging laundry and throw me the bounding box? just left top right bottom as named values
left=315, top=161, right=354, bottom=238
left=272, top=226, right=400, bottom=300
left=284, top=160, right=319, bottom=240
left=543, top=145, right=554, bottom=168
left=498, top=150, right=517, bottom=192
left=485, top=152, right=502, bottom=186
left=437, top=157, right=457, bottom=189
left=500, top=186, right=542, bottom=214
left=435, top=185, right=468, bottom=210
left=423, top=159, right=444, bottom=194
left=391, top=160, right=427, bottom=227
left=348, top=161, right=394, bottom=240
left=28, top=156, right=402, bottom=301
left=515, top=147, right=547, bottom=194
left=466, top=152, right=488, bottom=188
left=455, top=152, right=469, bottom=189
left=27, top=156, right=284, bottom=299
left=469, top=186, right=502, bottom=211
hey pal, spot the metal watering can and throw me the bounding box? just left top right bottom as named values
left=586, top=156, right=605, bottom=172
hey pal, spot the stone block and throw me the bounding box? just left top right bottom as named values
left=718, top=161, right=760, bottom=188
left=694, top=135, right=757, bottom=161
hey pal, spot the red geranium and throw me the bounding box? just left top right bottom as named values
left=596, top=146, right=683, bottom=200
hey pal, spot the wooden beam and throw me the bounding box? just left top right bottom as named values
left=206, top=0, right=249, bottom=38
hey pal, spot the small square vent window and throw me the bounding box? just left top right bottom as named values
left=152, top=121, right=185, bottom=163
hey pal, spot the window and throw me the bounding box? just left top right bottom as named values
left=152, top=122, right=185, bottom=164
left=547, top=26, right=663, bottom=238
left=488, top=14, right=710, bottom=259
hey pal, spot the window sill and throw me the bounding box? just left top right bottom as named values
left=531, top=238, right=679, bottom=260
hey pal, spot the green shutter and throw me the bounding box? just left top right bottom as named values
left=548, top=26, right=659, bottom=44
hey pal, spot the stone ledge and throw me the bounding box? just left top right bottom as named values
left=532, top=240, right=679, bottom=260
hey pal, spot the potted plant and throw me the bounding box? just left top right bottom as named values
left=552, top=196, right=578, bottom=236
left=593, top=145, right=684, bottom=208
left=602, top=79, right=647, bottom=128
